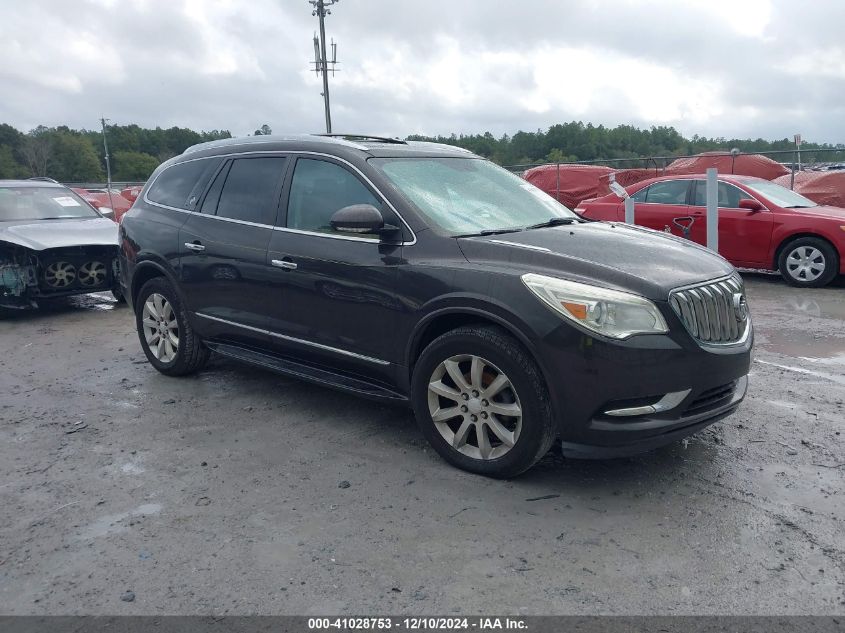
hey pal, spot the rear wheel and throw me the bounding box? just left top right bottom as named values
left=778, top=237, right=838, bottom=288
left=411, top=325, right=556, bottom=478
left=135, top=277, right=209, bottom=376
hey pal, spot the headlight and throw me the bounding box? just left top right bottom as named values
left=521, top=273, right=668, bottom=339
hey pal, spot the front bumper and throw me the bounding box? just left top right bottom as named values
left=534, top=313, right=752, bottom=456
left=560, top=375, right=747, bottom=458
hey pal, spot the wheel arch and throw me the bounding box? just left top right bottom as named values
left=773, top=232, right=840, bottom=271
left=406, top=306, right=554, bottom=397
left=130, top=260, right=181, bottom=308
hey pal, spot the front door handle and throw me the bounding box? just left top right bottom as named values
left=271, top=259, right=298, bottom=270
left=184, top=242, right=205, bottom=252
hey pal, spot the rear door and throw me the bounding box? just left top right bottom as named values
left=179, top=155, right=289, bottom=343
left=689, top=180, right=774, bottom=267
left=632, top=180, right=693, bottom=233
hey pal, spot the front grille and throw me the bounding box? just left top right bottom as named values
left=669, top=274, right=748, bottom=345
left=684, top=380, right=737, bottom=416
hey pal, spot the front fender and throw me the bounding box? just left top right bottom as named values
left=128, top=256, right=186, bottom=310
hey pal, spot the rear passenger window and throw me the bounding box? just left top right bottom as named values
left=631, top=186, right=649, bottom=203
left=286, top=159, right=382, bottom=236
left=640, top=180, right=690, bottom=204
left=147, top=159, right=217, bottom=210
left=215, top=157, right=287, bottom=224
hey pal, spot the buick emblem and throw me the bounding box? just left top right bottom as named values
left=733, top=293, right=748, bottom=322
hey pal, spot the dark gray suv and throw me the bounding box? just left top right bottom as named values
left=119, top=134, right=752, bottom=477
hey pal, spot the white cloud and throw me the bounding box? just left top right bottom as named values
left=780, top=48, right=845, bottom=79
left=0, top=0, right=842, bottom=143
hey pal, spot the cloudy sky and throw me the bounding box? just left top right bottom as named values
left=1, top=0, right=844, bottom=143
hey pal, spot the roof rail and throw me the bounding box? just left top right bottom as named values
left=314, top=134, right=407, bottom=145
left=182, top=134, right=369, bottom=155
left=406, top=141, right=474, bottom=154
left=27, top=176, right=60, bottom=183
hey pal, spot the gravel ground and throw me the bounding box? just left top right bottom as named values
left=0, top=273, right=843, bottom=615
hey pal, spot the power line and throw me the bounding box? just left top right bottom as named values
left=309, top=0, right=340, bottom=133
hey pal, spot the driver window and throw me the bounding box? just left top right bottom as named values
left=286, top=158, right=383, bottom=236
left=693, top=181, right=745, bottom=208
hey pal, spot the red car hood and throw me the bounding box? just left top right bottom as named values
left=783, top=205, right=845, bottom=220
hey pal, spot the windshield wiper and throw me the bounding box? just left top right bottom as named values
left=524, top=217, right=579, bottom=230
left=453, top=227, right=525, bottom=238
left=784, top=205, right=814, bottom=209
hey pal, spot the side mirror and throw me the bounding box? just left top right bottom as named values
left=738, top=198, right=763, bottom=212
left=330, top=204, right=399, bottom=236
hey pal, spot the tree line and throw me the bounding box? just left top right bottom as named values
left=0, top=123, right=233, bottom=182
left=1, top=120, right=841, bottom=183
left=408, top=122, right=843, bottom=167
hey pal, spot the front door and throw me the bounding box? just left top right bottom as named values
left=265, top=156, right=405, bottom=376
left=179, top=155, right=289, bottom=343
left=689, top=180, right=774, bottom=267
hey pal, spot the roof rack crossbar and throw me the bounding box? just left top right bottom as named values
left=314, top=133, right=407, bottom=145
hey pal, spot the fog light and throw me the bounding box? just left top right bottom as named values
left=604, top=388, right=691, bottom=417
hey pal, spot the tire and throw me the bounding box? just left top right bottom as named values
left=778, top=237, right=839, bottom=288
left=411, top=325, right=556, bottom=478
left=135, top=277, right=209, bottom=376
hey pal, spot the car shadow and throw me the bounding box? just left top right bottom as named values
left=200, top=354, right=726, bottom=495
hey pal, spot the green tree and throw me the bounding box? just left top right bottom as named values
left=49, top=131, right=104, bottom=181
left=0, top=145, right=27, bottom=178
left=112, top=150, right=160, bottom=181
left=20, top=127, right=53, bottom=177
left=254, top=124, right=272, bottom=136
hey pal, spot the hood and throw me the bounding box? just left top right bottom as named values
left=781, top=205, right=845, bottom=220
left=0, top=217, right=118, bottom=251
left=458, top=221, right=735, bottom=300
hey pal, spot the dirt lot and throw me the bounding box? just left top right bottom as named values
left=1, top=273, right=843, bottom=615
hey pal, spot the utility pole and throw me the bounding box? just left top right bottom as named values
left=309, top=0, right=340, bottom=133
left=100, top=117, right=116, bottom=214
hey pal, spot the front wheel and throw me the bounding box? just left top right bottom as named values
left=411, top=325, right=556, bottom=478
left=778, top=237, right=839, bottom=287
left=135, top=277, right=209, bottom=376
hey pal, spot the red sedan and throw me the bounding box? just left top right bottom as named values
left=576, top=174, right=845, bottom=287
left=71, top=188, right=133, bottom=223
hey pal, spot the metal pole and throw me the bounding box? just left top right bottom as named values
left=100, top=117, right=116, bottom=214
left=705, top=167, right=718, bottom=253
left=790, top=157, right=795, bottom=190
left=555, top=162, right=560, bottom=202
left=317, top=0, right=332, bottom=134
left=624, top=196, right=634, bottom=224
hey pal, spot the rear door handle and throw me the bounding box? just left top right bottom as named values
left=271, top=259, right=298, bottom=270
left=184, top=242, right=205, bottom=252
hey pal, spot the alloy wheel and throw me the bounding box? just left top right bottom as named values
left=786, top=246, right=826, bottom=282
left=427, top=354, right=522, bottom=460
left=141, top=293, right=179, bottom=363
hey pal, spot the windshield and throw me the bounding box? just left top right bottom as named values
left=370, top=157, right=577, bottom=235
left=0, top=186, right=100, bottom=221
left=743, top=180, right=818, bottom=208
